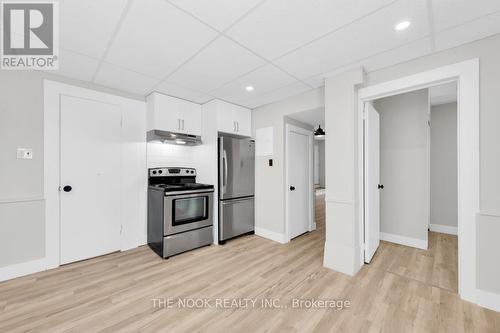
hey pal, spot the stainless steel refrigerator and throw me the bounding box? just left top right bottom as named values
left=218, top=135, right=255, bottom=243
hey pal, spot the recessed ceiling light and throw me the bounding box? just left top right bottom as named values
left=395, top=21, right=411, bottom=31
left=245, top=86, right=254, bottom=92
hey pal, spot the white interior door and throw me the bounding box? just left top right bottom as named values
left=364, top=102, right=381, bottom=263
left=314, top=143, right=320, bottom=185
left=60, top=95, right=122, bottom=265
left=288, top=127, right=310, bottom=239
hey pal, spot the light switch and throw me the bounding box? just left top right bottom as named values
left=17, top=148, right=33, bottom=159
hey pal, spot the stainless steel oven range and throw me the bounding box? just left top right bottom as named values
left=148, top=167, right=214, bottom=258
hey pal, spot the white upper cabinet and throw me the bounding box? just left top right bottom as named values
left=212, top=100, right=252, bottom=137
left=147, top=92, right=202, bottom=136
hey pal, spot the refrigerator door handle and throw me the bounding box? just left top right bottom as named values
left=223, top=149, right=228, bottom=195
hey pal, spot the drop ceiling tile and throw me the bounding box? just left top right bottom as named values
left=431, top=0, right=500, bottom=32
left=303, top=76, right=325, bottom=88
left=154, top=81, right=205, bottom=102
left=94, top=62, right=159, bottom=95
left=274, top=0, right=430, bottom=79
left=226, top=0, right=395, bottom=59
left=434, top=12, right=500, bottom=51
left=165, top=36, right=266, bottom=93
left=361, top=37, right=432, bottom=72
left=168, top=0, right=264, bottom=31
left=105, top=0, right=218, bottom=79
left=244, top=81, right=311, bottom=108
left=47, top=49, right=100, bottom=82
left=305, top=38, right=431, bottom=84
left=60, top=0, right=127, bottom=58
left=210, top=64, right=297, bottom=104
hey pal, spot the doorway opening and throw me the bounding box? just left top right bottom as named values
left=364, top=83, right=458, bottom=292
left=357, top=59, right=479, bottom=302
left=285, top=107, right=325, bottom=242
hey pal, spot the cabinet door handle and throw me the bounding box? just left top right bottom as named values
left=182, top=119, right=185, bottom=130
left=236, top=122, right=239, bottom=132
left=233, top=121, right=236, bottom=132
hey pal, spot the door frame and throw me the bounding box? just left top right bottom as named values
left=285, top=123, right=315, bottom=242
left=357, top=59, right=479, bottom=303
left=44, top=80, right=147, bottom=270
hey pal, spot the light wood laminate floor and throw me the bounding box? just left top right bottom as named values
left=0, top=194, right=498, bottom=332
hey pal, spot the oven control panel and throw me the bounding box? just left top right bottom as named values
left=149, top=168, right=196, bottom=177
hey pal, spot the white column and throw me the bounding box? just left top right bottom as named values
left=323, top=68, right=364, bottom=275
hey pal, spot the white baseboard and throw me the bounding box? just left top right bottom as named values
left=476, top=288, right=500, bottom=312
left=429, top=224, right=458, bottom=235
left=0, top=258, right=47, bottom=282
left=380, top=232, right=428, bottom=250
left=255, top=227, right=287, bottom=244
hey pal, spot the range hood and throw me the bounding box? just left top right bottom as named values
left=147, top=129, right=202, bottom=146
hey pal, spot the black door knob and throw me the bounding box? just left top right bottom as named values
left=63, top=185, right=72, bottom=192
left=290, top=186, right=295, bottom=191
left=377, top=184, right=384, bottom=190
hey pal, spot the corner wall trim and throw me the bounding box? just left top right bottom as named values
left=380, top=232, right=428, bottom=250
left=430, top=224, right=458, bottom=235
left=255, top=227, right=287, bottom=244
left=0, top=258, right=47, bottom=282
left=476, top=289, right=500, bottom=313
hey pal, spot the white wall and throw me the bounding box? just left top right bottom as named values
left=252, top=88, right=324, bottom=238
left=147, top=143, right=197, bottom=169
left=374, top=89, right=429, bottom=243
left=0, top=70, right=144, bottom=270
left=366, top=34, right=500, bottom=296
left=430, top=103, right=458, bottom=229
left=324, top=33, right=500, bottom=298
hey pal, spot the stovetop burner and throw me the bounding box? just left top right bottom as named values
left=148, top=167, right=214, bottom=193
left=151, top=183, right=214, bottom=192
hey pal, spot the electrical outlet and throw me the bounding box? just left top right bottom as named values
left=17, top=148, right=33, bottom=159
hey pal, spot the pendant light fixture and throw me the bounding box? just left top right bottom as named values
left=314, top=125, right=325, bottom=139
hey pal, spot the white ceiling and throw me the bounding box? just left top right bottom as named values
left=429, top=82, right=457, bottom=106
left=53, top=0, right=500, bottom=108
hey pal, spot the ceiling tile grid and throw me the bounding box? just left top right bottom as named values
left=273, top=0, right=430, bottom=80
left=167, top=0, right=265, bottom=31
left=162, top=36, right=267, bottom=94
left=60, top=0, right=128, bottom=59
left=209, top=64, right=298, bottom=105
left=103, top=0, right=218, bottom=79
left=94, top=62, right=159, bottom=95
left=53, top=0, right=500, bottom=108
left=225, top=0, right=397, bottom=60
left=434, top=10, right=500, bottom=51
